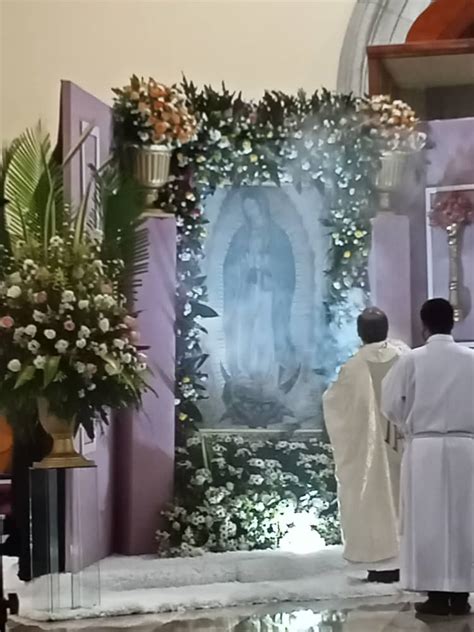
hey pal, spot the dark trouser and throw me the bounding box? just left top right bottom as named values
left=429, top=592, right=470, bottom=603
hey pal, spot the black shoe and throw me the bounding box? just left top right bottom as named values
left=450, top=594, right=471, bottom=616
left=367, top=569, right=400, bottom=584
left=415, top=597, right=450, bottom=617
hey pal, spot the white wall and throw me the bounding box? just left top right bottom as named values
left=0, top=0, right=356, bottom=141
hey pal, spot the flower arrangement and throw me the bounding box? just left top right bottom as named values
left=0, top=126, right=150, bottom=440
left=430, top=191, right=474, bottom=230
left=0, top=232, right=148, bottom=436
left=112, top=75, right=197, bottom=147
left=359, top=94, right=427, bottom=152
left=156, top=434, right=340, bottom=557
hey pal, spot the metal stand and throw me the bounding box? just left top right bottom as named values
left=29, top=467, right=101, bottom=614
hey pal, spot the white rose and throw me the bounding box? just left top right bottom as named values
left=55, top=339, right=69, bottom=353
left=79, top=326, right=91, bottom=338
left=75, top=362, right=86, bottom=374
left=62, top=290, right=76, bottom=303
left=33, top=310, right=46, bottom=323
left=113, top=339, right=125, bottom=350
left=137, top=362, right=147, bottom=372
left=44, top=329, right=56, bottom=340
left=78, top=300, right=90, bottom=310
left=98, top=318, right=110, bottom=333
left=13, top=327, right=25, bottom=342
left=7, top=359, right=21, bottom=372
left=9, top=272, right=22, bottom=284
left=28, top=340, right=41, bottom=354
left=121, top=352, right=132, bottom=364
left=33, top=355, right=46, bottom=369
left=76, top=338, right=87, bottom=349
left=86, top=363, right=98, bottom=375
left=25, top=324, right=37, bottom=337
left=7, top=285, right=21, bottom=299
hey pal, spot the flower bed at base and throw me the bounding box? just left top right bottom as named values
left=156, top=434, right=341, bottom=557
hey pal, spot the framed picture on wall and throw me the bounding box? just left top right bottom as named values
left=425, top=183, right=474, bottom=345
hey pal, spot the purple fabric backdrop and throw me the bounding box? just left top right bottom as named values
left=115, top=218, right=176, bottom=555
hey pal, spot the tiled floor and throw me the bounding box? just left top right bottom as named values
left=7, top=598, right=474, bottom=632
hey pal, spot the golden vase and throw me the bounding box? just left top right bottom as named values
left=128, top=144, right=172, bottom=209
left=34, top=398, right=95, bottom=469
left=446, top=223, right=464, bottom=323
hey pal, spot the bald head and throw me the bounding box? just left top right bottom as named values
left=357, top=308, right=389, bottom=345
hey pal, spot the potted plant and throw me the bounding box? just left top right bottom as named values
left=360, top=95, right=427, bottom=211
left=112, top=76, right=197, bottom=209
left=0, top=127, right=151, bottom=468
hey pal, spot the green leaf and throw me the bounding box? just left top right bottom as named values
left=43, top=356, right=61, bottom=388
left=104, top=355, right=120, bottom=373
left=14, top=365, right=36, bottom=389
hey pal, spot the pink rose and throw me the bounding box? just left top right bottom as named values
left=124, top=315, right=136, bottom=329
left=35, top=291, right=48, bottom=304
left=64, top=320, right=76, bottom=331
left=130, top=330, right=141, bottom=344
left=0, top=315, right=14, bottom=329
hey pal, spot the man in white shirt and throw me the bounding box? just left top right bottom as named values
left=382, top=299, right=474, bottom=617
left=324, top=308, right=407, bottom=583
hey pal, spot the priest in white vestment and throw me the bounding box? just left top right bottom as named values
left=382, top=298, right=474, bottom=617
left=323, top=308, right=408, bottom=583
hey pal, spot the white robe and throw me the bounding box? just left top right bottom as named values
left=382, top=334, right=474, bottom=592
left=323, top=340, right=407, bottom=565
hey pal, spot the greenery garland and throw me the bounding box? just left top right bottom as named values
left=159, top=83, right=383, bottom=431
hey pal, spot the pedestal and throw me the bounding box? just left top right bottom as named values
left=29, top=467, right=100, bottom=613
left=369, top=212, right=412, bottom=346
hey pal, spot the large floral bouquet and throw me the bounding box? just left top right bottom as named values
left=0, top=232, right=148, bottom=436
left=359, top=94, right=427, bottom=152
left=156, top=434, right=340, bottom=557
left=0, top=126, right=150, bottom=437
left=430, top=191, right=474, bottom=230
left=113, top=75, right=197, bottom=147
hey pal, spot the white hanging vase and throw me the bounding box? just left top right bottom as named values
left=128, top=144, right=172, bottom=209
left=374, top=151, right=411, bottom=212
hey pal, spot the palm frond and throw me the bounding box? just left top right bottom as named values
left=3, top=125, right=52, bottom=244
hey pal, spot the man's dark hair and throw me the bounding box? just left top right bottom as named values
left=357, top=307, right=389, bottom=344
left=420, top=298, right=454, bottom=335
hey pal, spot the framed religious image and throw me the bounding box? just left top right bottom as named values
left=197, top=185, right=335, bottom=433
left=425, top=184, right=474, bottom=345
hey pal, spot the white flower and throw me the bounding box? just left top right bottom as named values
left=86, top=363, right=98, bottom=376
left=87, top=382, right=97, bottom=391
left=98, top=318, right=110, bottom=333
left=78, top=390, right=85, bottom=399
left=33, top=310, right=46, bottom=323
left=113, top=338, right=125, bottom=350
left=44, top=329, right=56, bottom=340
left=249, top=474, right=264, bottom=486
left=137, top=362, right=147, bottom=372
left=78, top=299, right=90, bottom=310
left=75, top=362, right=86, bottom=374
left=33, top=355, right=46, bottom=370
left=121, top=352, right=132, bottom=364
left=28, top=340, right=40, bottom=354
left=9, top=272, right=21, bottom=284
left=25, top=324, right=37, bottom=337
left=79, top=325, right=91, bottom=338
left=186, top=436, right=201, bottom=447
left=49, top=236, right=63, bottom=247
left=55, top=339, right=69, bottom=353
left=76, top=338, right=87, bottom=349
left=7, top=285, right=21, bottom=299
left=61, top=290, right=76, bottom=303
left=7, top=359, right=21, bottom=372
left=23, top=259, right=35, bottom=270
